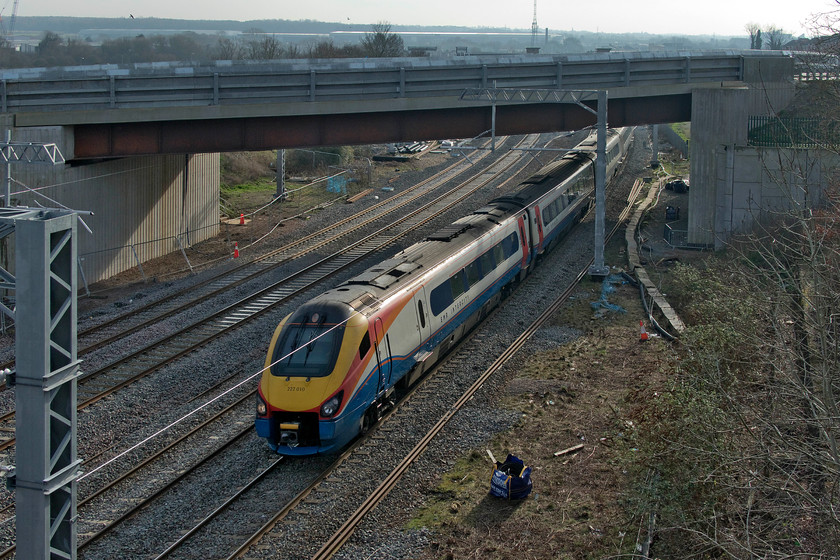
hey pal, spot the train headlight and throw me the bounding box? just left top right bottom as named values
left=320, top=391, right=343, bottom=418
left=256, top=394, right=268, bottom=416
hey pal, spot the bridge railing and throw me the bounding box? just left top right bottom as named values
left=0, top=51, right=761, bottom=115
left=793, top=51, right=839, bottom=82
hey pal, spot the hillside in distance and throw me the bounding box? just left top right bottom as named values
left=10, top=15, right=749, bottom=55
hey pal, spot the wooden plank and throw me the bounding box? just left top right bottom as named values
left=553, top=443, right=584, bottom=457
left=346, top=188, right=373, bottom=203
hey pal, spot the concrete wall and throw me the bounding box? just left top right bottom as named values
left=659, top=124, right=689, bottom=157
left=689, top=56, right=796, bottom=247
left=5, top=125, right=220, bottom=285
left=714, top=146, right=838, bottom=237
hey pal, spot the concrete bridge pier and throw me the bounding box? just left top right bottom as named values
left=688, top=56, right=796, bottom=248
left=650, top=125, right=660, bottom=168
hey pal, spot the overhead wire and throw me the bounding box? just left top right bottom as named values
left=9, top=161, right=165, bottom=197
left=10, top=177, right=94, bottom=233
left=78, top=310, right=361, bottom=483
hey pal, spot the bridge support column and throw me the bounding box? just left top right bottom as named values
left=650, top=125, right=660, bottom=168
left=688, top=56, right=794, bottom=248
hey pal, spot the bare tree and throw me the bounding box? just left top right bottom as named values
left=626, top=7, right=840, bottom=556
left=765, top=25, right=790, bottom=50
left=361, top=22, right=404, bottom=57
left=745, top=22, right=761, bottom=49
left=633, top=164, right=840, bottom=556
left=214, top=37, right=242, bottom=60
left=246, top=35, right=284, bottom=60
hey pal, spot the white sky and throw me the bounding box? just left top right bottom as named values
left=15, top=0, right=840, bottom=38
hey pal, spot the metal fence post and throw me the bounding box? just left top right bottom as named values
left=175, top=235, right=193, bottom=274
left=130, top=243, right=147, bottom=282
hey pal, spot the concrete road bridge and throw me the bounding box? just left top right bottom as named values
left=0, top=49, right=807, bottom=284
left=1, top=50, right=794, bottom=160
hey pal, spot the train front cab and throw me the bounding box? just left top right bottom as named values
left=255, top=301, right=372, bottom=455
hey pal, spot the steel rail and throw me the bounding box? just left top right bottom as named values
left=0, top=139, right=497, bottom=378
left=55, top=130, right=601, bottom=560
left=0, top=136, right=532, bottom=458
left=0, top=389, right=257, bottom=559
left=311, top=151, right=641, bottom=560
left=224, top=138, right=639, bottom=560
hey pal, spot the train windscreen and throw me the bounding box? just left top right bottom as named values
left=270, top=312, right=346, bottom=378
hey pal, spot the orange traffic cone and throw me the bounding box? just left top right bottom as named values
left=239, top=212, right=245, bottom=225
left=639, top=320, right=649, bottom=341
left=233, top=242, right=239, bottom=258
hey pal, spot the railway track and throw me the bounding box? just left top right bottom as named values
left=0, top=139, right=500, bottom=377
left=223, top=141, right=641, bottom=560
left=0, top=134, right=551, bottom=556
left=309, top=187, right=640, bottom=560
left=0, top=135, right=539, bottom=458
left=66, top=138, right=640, bottom=560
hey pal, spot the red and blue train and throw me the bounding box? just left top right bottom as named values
left=255, top=128, right=633, bottom=455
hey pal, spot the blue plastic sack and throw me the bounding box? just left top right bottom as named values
left=489, top=454, right=532, bottom=500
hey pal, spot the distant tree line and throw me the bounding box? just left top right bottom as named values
left=0, top=22, right=405, bottom=68
left=745, top=22, right=791, bottom=50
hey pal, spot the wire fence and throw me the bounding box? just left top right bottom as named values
left=747, top=116, right=838, bottom=149
left=77, top=221, right=221, bottom=294
left=77, top=170, right=357, bottom=295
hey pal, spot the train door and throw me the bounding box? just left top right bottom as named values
left=373, top=317, right=392, bottom=396
left=517, top=215, right=530, bottom=269
left=533, top=205, right=545, bottom=254
left=414, top=287, right=431, bottom=347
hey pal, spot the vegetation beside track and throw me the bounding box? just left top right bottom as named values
left=411, top=151, right=840, bottom=558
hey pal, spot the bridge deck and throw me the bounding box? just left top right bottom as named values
left=0, top=50, right=793, bottom=158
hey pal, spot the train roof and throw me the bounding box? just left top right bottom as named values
left=312, top=201, right=523, bottom=313
left=306, top=128, right=629, bottom=315
left=492, top=128, right=624, bottom=209
left=494, top=151, right=592, bottom=208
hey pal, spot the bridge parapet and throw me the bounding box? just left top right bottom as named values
left=2, top=50, right=791, bottom=127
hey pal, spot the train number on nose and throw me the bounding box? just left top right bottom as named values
left=287, top=387, right=306, bottom=392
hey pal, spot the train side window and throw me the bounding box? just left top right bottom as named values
left=503, top=232, right=519, bottom=259
left=480, top=251, right=495, bottom=275
left=418, top=300, right=426, bottom=328
left=430, top=282, right=453, bottom=316
left=450, top=271, right=467, bottom=299
left=358, top=331, right=372, bottom=359
left=493, top=244, right=505, bottom=265
left=465, top=260, right=481, bottom=286
left=546, top=201, right=556, bottom=223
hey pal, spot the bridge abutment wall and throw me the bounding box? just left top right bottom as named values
left=689, top=56, right=796, bottom=248
left=1, top=121, right=220, bottom=286
left=658, top=124, right=688, bottom=158
left=713, top=146, right=838, bottom=237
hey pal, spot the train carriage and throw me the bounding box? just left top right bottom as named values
left=256, top=205, right=529, bottom=455
left=256, top=127, right=633, bottom=455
